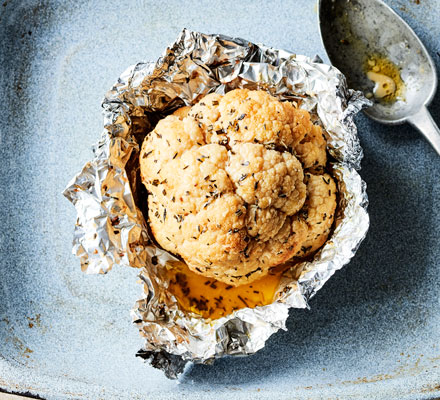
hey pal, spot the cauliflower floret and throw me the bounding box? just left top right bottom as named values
left=188, top=89, right=311, bottom=148
left=140, top=89, right=335, bottom=286
left=140, top=115, right=204, bottom=177
left=172, top=106, right=191, bottom=119
left=246, top=205, right=286, bottom=241
left=187, top=93, right=222, bottom=128
left=217, top=90, right=311, bottom=148
left=292, top=173, right=337, bottom=257
left=294, top=124, right=327, bottom=171
left=226, top=143, right=306, bottom=213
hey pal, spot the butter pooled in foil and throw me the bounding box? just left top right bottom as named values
left=63, top=29, right=371, bottom=379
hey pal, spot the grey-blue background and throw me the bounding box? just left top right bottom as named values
left=0, top=0, right=439, bottom=399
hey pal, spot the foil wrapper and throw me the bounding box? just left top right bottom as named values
left=63, top=29, right=371, bottom=379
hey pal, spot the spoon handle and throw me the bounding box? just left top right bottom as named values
left=407, top=106, right=440, bottom=156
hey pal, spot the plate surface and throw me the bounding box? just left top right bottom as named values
left=0, top=0, right=439, bottom=399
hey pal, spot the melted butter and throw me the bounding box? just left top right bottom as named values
left=365, top=54, right=405, bottom=102
left=367, top=71, right=396, bottom=98
left=164, top=261, right=299, bottom=320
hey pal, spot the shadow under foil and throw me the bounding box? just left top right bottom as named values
left=180, top=125, right=435, bottom=385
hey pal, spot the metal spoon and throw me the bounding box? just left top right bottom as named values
left=318, top=0, right=440, bottom=155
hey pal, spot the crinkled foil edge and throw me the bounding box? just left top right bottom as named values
left=63, top=29, right=371, bottom=379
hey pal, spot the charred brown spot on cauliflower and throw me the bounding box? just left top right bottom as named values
left=140, top=89, right=337, bottom=286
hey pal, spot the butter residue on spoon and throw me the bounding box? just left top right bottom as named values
left=367, top=71, right=396, bottom=99
left=365, top=54, right=405, bottom=102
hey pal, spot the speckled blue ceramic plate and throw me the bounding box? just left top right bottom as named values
left=1, top=1, right=439, bottom=399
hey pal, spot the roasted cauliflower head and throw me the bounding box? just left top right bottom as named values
left=140, top=89, right=337, bottom=286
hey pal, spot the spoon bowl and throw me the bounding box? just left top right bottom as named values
left=318, top=0, right=440, bottom=154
